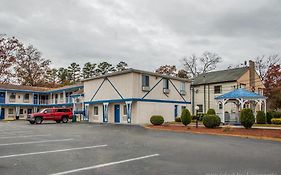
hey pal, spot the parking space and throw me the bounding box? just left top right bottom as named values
left=0, top=121, right=280, bottom=175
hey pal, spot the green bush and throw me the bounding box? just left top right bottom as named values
left=256, top=111, right=266, bottom=124
left=266, top=111, right=274, bottom=124
left=273, top=111, right=281, bottom=118
left=150, top=115, right=164, bottom=125
left=181, top=109, right=191, bottom=126
left=240, top=108, right=255, bottom=129
left=203, top=115, right=221, bottom=128
left=196, top=113, right=206, bottom=121
left=271, top=118, right=281, bottom=125
left=207, top=109, right=216, bottom=115
left=175, top=116, right=181, bottom=122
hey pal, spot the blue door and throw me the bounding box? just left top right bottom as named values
left=114, top=105, right=120, bottom=123
left=174, top=105, right=178, bottom=118
left=0, top=108, right=5, bottom=120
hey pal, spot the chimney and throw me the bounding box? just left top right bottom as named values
left=249, top=60, right=255, bottom=91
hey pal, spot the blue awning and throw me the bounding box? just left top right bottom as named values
left=215, top=88, right=266, bottom=100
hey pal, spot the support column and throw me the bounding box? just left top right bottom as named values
left=15, top=106, right=20, bottom=119
left=222, top=99, right=225, bottom=123
left=126, top=101, right=132, bottom=124
left=0, top=106, right=2, bottom=119
left=72, top=97, right=76, bottom=116
left=103, top=103, right=109, bottom=123
left=264, top=100, right=267, bottom=114
left=63, top=91, right=66, bottom=104
left=5, top=91, right=8, bottom=104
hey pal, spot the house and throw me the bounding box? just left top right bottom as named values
left=0, top=83, right=83, bottom=120
left=192, top=60, right=265, bottom=123
left=82, top=69, right=191, bottom=124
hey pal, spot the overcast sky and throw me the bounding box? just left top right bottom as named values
left=1, top=0, right=280, bottom=71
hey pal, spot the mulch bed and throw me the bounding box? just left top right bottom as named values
left=147, top=125, right=281, bottom=140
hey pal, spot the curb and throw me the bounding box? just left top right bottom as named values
left=144, top=126, right=281, bottom=142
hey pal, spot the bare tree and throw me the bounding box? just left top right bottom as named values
left=155, top=65, right=177, bottom=76
left=0, top=35, right=23, bottom=83
left=182, top=51, right=222, bottom=78
left=255, top=54, right=280, bottom=81
left=15, top=45, right=51, bottom=86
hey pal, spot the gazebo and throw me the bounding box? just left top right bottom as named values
left=215, top=88, right=267, bottom=123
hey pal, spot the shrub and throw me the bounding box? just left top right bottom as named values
left=181, top=109, right=191, bottom=126
left=240, top=108, right=255, bottom=129
left=266, top=111, right=274, bottom=124
left=150, top=115, right=164, bottom=125
left=196, top=113, right=206, bottom=121
left=256, top=111, right=266, bottom=124
left=207, top=109, right=216, bottom=115
left=203, top=115, right=221, bottom=128
left=271, top=118, right=281, bottom=125
left=175, top=116, right=181, bottom=122
left=273, top=111, right=281, bottom=118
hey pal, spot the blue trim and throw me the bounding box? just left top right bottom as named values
left=106, top=77, right=124, bottom=99
left=90, top=78, right=106, bottom=101
left=85, top=98, right=191, bottom=105
left=142, top=78, right=163, bottom=99
left=0, top=103, right=73, bottom=107
left=47, top=86, right=84, bottom=93
left=71, top=94, right=84, bottom=97
left=169, top=79, right=187, bottom=102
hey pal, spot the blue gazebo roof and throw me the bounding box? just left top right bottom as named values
left=215, top=88, right=266, bottom=100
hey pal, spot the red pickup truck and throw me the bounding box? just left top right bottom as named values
left=26, top=108, right=73, bottom=124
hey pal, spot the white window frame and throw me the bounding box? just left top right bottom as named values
left=123, top=104, right=127, bottom=116
left=93, top=106, right=99, bottom=116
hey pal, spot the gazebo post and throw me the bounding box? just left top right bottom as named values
left=222, top=99, right=225, bottom=124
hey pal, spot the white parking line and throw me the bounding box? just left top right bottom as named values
left=0, top=145, right=107, bottom=159
left=0, top=138, right=74, bottom=146
left=49, top=154, right=160, bottom=175
left=0, top=134, right=51, bottom=139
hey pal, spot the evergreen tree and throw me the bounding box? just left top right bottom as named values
left=82, top=62, right=96, bottom=79
left=116, top=61, right=128, bottom=71
left=67, top=62, right=81, bottom=83
left=96, top=62, right=116, bottom=75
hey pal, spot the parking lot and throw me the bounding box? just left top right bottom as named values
left=0, top=121, right=280, bottom=175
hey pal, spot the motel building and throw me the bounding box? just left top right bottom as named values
left=0, top=69, right=192, bottom=124
left=82, top=69, right=191, bottom=124
left=0, top=84, right=83, bottom=120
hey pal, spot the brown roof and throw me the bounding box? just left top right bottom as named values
left=0, top=83, right=83, bottom=92
left=0, top=84, right=51, bottom=92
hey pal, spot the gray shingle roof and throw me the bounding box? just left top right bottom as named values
left=193, top=67, right=248, bottom=85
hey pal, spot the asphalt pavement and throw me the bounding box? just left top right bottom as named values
left=0, top=121, right=280, bottom=175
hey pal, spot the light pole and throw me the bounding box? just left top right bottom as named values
left=195, top=106, right=200, bottom=128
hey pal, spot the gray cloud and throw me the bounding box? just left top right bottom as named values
left=0, top=0, right=280, bottom=71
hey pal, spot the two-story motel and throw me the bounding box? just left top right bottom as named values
left=0, top=69, right=192, bottom=124
left=0, top=83, right=83, bottom=120
left=82, top=69, right=191, bottom=124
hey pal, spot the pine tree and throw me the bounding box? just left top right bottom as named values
left=82, top=62, right=96, bottom=79
left=96, top=62, right=116, bottom=75
left=67, top=62, right=81, bottom=83
left=116, top=61, right=128, bottom=71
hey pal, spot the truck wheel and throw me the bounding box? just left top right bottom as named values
left=56, top=120, right=61, bottom=123
left=62, top=116, right=68, bottom=123
left=35, top=117, right=43, bottom=124
left=29, top=121, right=35, bottom=124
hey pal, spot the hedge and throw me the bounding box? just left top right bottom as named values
left=271, top=118, right=281, bottom=125
left=175, top=116, right=181, bottom=122
left=203, top=115, right=221, bottom=128
left=240, top=108, right=255, bottom=129
left=181, top=109, right=191, bottom=126
left=207, top=109, right=216, bottom=115
left=256, top=111, right=266, bottom=124
left=150, top=115, right=164, bottom=125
